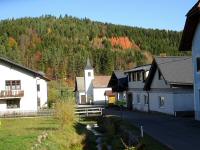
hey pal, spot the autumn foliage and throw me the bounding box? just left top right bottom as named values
left=110, top=36, right=140, bottom=50
left=0, top=16, right=184, bottom=84
left=8, top=37, right=17, bottom=48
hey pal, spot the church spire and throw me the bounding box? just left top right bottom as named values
left=85, top=58, right=93, bottom=69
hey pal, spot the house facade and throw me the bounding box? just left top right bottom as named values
left=144, top=57, right=194, bottom=116
left=179, top=1, right=200, bottom=120
left=108, top=71, right=128, bottom=105
left=0, top=57, right=49, bottom=114
left=124, top=65, right=151, bottom=110
left=75, top=59, right=111, bottom=105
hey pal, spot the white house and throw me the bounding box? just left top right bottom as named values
left=75, top=59, right=111, bottom=105
left=0, top=57, right=49, bottom=115
left=144, top=57, right=194, bottom=116
left=124, top=65, right=151, bottom=111
left=179, top=1, right=200, bottom=120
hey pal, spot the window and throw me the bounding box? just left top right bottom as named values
left=88, top=72, right=91, bottom=77
left=37, top=84, right=40, bottom=92
left=137, top=95, right=140, bottom=104
left=7, top=99, right=20, bottom=109
left=197, top=57, right=200, bottom=72
left=158, top=71, right=162, bottom=80
left=5, top=80, right=21, bottom=90
left=137, top=72, right=142, bottom=81
left=159, top=96, right=165, bottom=107
left=134, top=73, right=137, bottom=81
left=128, top=73, right=132, bottom=82
left=37, top=97, right=41, bottom=107
left=144, top=95, right=149, bottom=105
left=132, top=73, right=135, bottom=81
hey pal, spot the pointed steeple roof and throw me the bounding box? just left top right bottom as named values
left=85, top=58, right=93, bottom=69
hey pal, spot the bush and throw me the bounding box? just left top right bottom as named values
left=54, top=98, right=77, bottom=128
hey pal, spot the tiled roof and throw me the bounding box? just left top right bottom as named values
left=144, top=56, right=193, bottom=90
left=179, top=1, right=200, bottom=51
left=75, top=77, right=85, bottom=92
left=104, top=90, right=115, bottom=96
left=93, top=76, right=111, bottom=88
left=0, top=57, right=50, bottom=81
left=113, top=70, right=127, bottom=79
left=124, top=64, right=151, bottom=73
left=75, top=76, right=111, bottom=91
left=155, top=56, right=193, bottom=85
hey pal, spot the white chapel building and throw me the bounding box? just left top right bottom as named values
left=75, top=59, right=111, bottom=105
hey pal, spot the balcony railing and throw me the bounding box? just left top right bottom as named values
left=0, top=90, right=24, bottom=98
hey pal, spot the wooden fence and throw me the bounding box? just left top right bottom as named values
left=0, top=106, right=104, bottom=118
left=0, top=109, right=55, bottom=118
left=75, top=107, right=104, bottom=117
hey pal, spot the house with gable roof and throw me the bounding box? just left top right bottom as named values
left=0, top=57, right=49, bottom=115
left=74, top=58, right=112, bottom=105
left=107, top=70, right=128, bottom=105
left=179, top=0, right=200, bottom=120
left=124, top=65, right=151, bottom=110
left=144, top=56, right=194, bottom=115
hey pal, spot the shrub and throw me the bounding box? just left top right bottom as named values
left=54, top=98, right=77, bottom=128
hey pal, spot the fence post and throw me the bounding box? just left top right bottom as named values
left=86, top=108, right=88, bottom=117
left=140, top=125, right=144, bottom=138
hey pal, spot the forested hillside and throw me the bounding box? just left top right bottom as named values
left=0, top=15, right=189, bottom=82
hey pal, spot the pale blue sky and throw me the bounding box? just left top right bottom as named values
left=0, top=0, right=197, bottom=31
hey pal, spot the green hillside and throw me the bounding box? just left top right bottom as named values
left=0, top=15, right=190, bottom=81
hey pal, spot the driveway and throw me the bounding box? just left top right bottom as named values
left=104, top=109, right=200, bottom=150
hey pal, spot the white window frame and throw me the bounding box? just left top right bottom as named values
left=144, top=95, right=148, bottom=105
left=159, top=96, right=165, bottom=108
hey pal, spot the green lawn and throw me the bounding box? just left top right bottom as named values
left=0, top=117, right=90, bottom=150
left=0, top=117, right=58, bottom=150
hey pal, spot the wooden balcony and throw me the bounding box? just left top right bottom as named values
left=0, top=90, right=24, bottom=99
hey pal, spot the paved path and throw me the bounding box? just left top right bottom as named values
left=104, top=109, right=200, bottom=150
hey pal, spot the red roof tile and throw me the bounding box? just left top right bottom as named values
left=93, top=76, right=111, bottom=88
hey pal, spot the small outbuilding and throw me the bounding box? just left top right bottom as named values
left=108, top=70, right=128, bottom=105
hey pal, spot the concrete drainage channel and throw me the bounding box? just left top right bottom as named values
left=86, top=124, right=112, bottom=150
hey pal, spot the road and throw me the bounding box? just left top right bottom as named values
left=104, top=108, right=200, bottom=150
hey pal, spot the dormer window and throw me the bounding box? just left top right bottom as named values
left=88, top=72, right=91, bottom=77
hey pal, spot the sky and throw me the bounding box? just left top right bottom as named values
left=0, top=0, right=198, bottom=31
